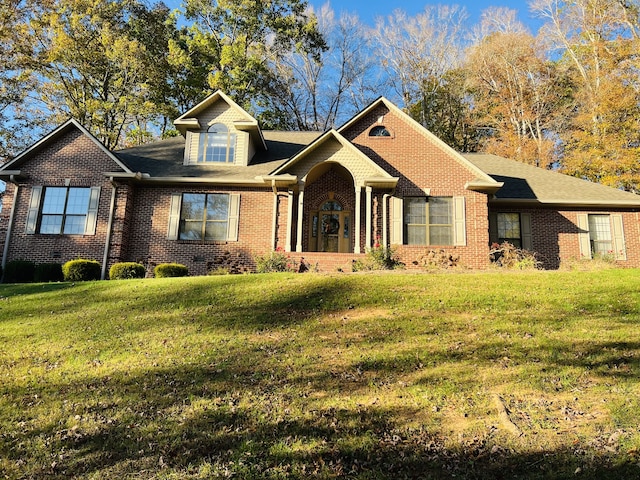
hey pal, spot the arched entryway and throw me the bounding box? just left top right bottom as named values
left=303, top=163, right=356, bottom=253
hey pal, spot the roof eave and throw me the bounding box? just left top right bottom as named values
left=234, top=120, right=267, bottom=150
left=363, top=177, right=400, bottom=189
left=0, top=170, right=25, bottom=183
left=465, top=180, right=504, bottom=194
left=489, top=198, right=640, bottom=209
left=256, top=174, right=298, bottom=188
left=128, top=175, right=271, bottom=188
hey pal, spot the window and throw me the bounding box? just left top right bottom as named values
left=167, top=193, right=240, bottom=242
left=198, top=123, right=236, bottom=163
left=404, top=197, right=453, bottom=245
left=179, top=193, right=230, bottom=240
left=588, top=214, right=612, bottom=256
left=25, top=186, right=100, bottom=235
left=497, top=213, right=522, bottom=247
left=577, top=213, right=626, bottom=260
left=369, top=125, right=391, bottom=137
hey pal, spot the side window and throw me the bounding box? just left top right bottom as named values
left=25, top=186, right=100, bottom=235
left=497, top=213, right=522, bottom=247
left=587, top=214, right=612, bottom=256
left=577, top=213, right=626, bottom=260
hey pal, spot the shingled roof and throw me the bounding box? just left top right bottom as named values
left=115, top=131, right=640, bottom=208
left=464, top=153, right=640, bottom=207
left=115, top=131, right=321, bottom=180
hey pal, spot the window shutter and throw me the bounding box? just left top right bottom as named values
left=167, top=193, right=182, bottom=240
left=84, top=186, right=101, bottom=235
left=453, top=196, right=466, bottom=246
left=183, top=131, right=194, bottom=165
left=390, top=196, right=403, bottom=245
left=576, top=213, right=591, bottom=259
left=488, top=212, right=498, bottom=245
left=227, top=193, right=240, bottom=241
left=611, top=214, right=626, bottom=260
left=25, top=186, right=43, bottom=234
left=520, top=213, right=532, bottom=251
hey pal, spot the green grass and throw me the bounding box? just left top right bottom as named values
left=2, top=270, right=640, bottom=479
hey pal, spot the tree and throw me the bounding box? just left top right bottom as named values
left=0, top=0, right=39, bottom=159
left=30, top=0, right=177, bottom=149
left=266, top=4, right=380, bottom=131
left=369, top=5, right=472, bottom=146
left=179, top=0, right=326, bottom=116
left=465, top=24, right=568, bottom=167
left=531, top=0, right=640, bottom=190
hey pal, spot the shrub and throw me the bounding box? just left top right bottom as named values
left=109, top=262, right=146, bottom=280
left=62, top=259, right=101, bottom=281
left=3, top=259, right=35, bottom=283
left=352, top=244, right=404, bottom=272
left=254, top=248, right=296, bottom=273
left=154, top=263, right=188, bottom=278
left=34, top=263, right=64, bottom=283
left=489, top=242, right=541, bottom=270
left=416, top=249, right=461, bottom=270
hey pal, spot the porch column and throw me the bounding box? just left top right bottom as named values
left=285, top=190, right=294, bottom=252
left=296, top=189, right=305, bottom=252
left=354, top=186, right=362, bottom=254
left=365, top=186, right=372, bottom=250
left=382, top=194, right=390, bottom=250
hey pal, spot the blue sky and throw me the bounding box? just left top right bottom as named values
left=309, top=1, right=540, bottom=32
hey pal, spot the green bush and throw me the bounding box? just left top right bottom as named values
left=154, top=263, right=188, bottom=278
left=34, top=263, right=64, bottom=283
left=4, top=260, right=36, bottom=283
left=62, top=259, right=101, bottom=282
left=109, top=262, right=146, bottom=280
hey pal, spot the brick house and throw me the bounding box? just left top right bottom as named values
left=1, top=90, right=639, bottom=278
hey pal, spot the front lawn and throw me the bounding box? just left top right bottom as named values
left=1, top=270, right=640, bottom=478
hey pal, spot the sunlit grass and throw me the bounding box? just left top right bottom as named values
left=1, top=270, right=640, bottom=478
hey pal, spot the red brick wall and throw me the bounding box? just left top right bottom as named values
left=340, top=104, right=492, bottom=269
left=2, top=129, right=123, bottom=270
left=492, top=207, right=640, bottom=269
left=125, top=185, right=276, bottom=276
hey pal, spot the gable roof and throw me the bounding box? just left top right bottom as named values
left=269, top=129, right=398, bottom=188
left=337, top=97, right=503, bottom=193
left=173, top=90, right=266, bottom=150
left=465, top=153, right=640, bottom=207
left=0, top=119, right=132, bottom=181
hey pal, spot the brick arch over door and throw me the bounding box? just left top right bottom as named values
left=302, top=163, right=356, bottom=252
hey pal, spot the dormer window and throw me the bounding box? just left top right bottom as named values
left=369, top=125, right=391, bottom=137
left=198, top=123, right=236, bottom=163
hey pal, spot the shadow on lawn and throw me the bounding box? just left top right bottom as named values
left=4, top=361, right=639, bottom=480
